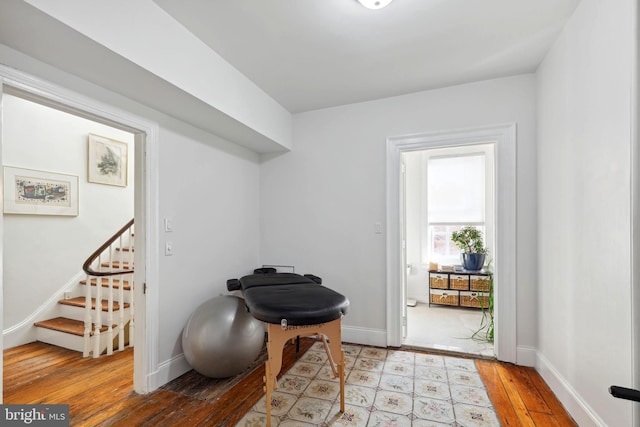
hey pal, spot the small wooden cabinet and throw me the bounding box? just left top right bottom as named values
left=428, top=270, right=492, bottom=309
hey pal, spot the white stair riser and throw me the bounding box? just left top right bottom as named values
left=68, top=289, right=132, bottom=302
left=58, top=304, right=132, bottom=324
left=35, top=328, right=117, bottom=355
left=36, top=328, right=85, bottom=352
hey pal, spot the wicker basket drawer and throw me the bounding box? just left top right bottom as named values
left=430, top=289, right=458, bottom=306
left=470, top=275, right=491, bottom=292
left=449, top=274, right=469, bottom=290
left=460, top=291, right=490, bottom=308
left=429, top=273, right=448, bottom=289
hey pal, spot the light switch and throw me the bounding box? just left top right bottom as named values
left=164, top=218, right=173, bottom=232
left=375, top=222, right=383, bottom=234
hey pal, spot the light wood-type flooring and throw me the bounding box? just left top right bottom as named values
left=3, top=340, right=576, bottom=426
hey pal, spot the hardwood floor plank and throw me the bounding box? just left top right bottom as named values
left=495, top=363, right=537, bottom=427
left=6, top=350, right=132, bottom=405
left=525, top=365, right=578, bottom=426
left=530, top=410, right=563, bottom=426
left=105, top=392, right=176, bottom=426
left=510, top=365, right=552, bottom=414
left=475, top=359, right=520, bottom=426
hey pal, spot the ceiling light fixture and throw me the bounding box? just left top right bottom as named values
left=357, top=0, right=394, bottom=10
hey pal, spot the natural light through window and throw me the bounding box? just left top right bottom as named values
left=426, top=153, right=486, bottom=265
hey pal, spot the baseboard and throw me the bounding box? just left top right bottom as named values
left=148, top=352, right=192, bottom=391
left=341, top=325, right=387, bottom=348
left=516, top=345, right=537, bottom=367
left=536, top=352, right=606, bottom=427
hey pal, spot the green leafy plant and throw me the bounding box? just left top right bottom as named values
left=472, top=260, right=494, bottom=343
left=451, top=226, right=487, bottom=254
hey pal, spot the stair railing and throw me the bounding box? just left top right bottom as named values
left=82, top=219, right=134, bottom=358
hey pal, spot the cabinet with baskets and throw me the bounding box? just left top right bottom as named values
left=428, top=270, right=492, bottom=309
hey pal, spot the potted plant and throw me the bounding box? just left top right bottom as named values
left=472, top=272, right=494, bottom=343
left=451, top=226, right=487, bottom=271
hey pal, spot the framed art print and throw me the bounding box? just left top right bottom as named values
left=3, top=166, right=79, bottom=216
left=88, top=133, right=128, bottom=187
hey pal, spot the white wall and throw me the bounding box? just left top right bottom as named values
left=157, top=124, right=260, bottom=363
left=260, top=74, right=537, bottom=350
left=2, top=94, right=134, bottom=337
left=536, top=0, right=634, bottom=425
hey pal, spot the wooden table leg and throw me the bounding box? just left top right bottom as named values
left=264, top=362, right=272, bottom=427
left=339, top=348, right=345, bottom=413
left=263, top=318, right=346, bottom=422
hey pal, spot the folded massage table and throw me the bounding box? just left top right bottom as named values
left=227, top=268, right=350, bottom=425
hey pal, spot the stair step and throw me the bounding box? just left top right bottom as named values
left=35, top=317, right=108, bottom=337
left=100, top=261, right=133, bottom=269
left=59, top=297, right=130, bottom=311
left=80, top=277, right=131, bottom=290
left=116, top=247, right=134, bottom=252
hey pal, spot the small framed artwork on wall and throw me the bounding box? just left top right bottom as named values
left=3, top=166, right=79, bottom=216
left=88, top=133, right=128, bottom=187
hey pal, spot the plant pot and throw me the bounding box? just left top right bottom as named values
left=462, top=253, right=485, bottom=271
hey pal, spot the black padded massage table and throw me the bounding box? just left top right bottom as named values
left=227, top=268, right=349, bottom=425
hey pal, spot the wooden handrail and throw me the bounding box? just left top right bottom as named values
left=82, top=219, right=134, bottom=277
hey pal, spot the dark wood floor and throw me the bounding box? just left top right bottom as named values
left=3, top=341, right=576, bottom=426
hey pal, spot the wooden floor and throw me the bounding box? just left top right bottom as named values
left=3, top=341, right=576, bottom=426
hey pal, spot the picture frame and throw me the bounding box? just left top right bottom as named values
left=88, top=133, right=128, bottom=187
left=3, top=166, right=79, bottom=216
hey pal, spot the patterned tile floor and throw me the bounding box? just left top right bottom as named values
left=235, top=342, right=501, bottom=426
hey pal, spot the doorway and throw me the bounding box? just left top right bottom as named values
left=402, top=145, right=495, bottom=357
left=385, top=123, right=517, bottom=363
left=0, top=65, right=159, bottom=398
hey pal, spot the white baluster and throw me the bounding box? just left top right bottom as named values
left=118, top=271, right=125, bottom=351
left=129, top=276, right=135, bottom=349
left=106, top=258, right=114, bottom=356
left=128, top=225, right=135, bottom=349
left=83, top=274, right=92, bottom=357
left=93, top=253, right=103, bottom=358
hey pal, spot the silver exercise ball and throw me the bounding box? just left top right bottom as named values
left=182, top=295, right=265, bottom=378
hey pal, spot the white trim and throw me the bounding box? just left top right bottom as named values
left=386, top=123, right=517, bottom=363
left=630, top=2, right=639, bottom=426
left=0, top=64, right=160, bottom=394
left=537, top=352, right=605, bottom=427
left=0, top=86, right=4, bottom=402
left=149, top=353, right=192, bottom=392
left=342, top=326, right=387, bottom=348
left=516, top=345, right=537, bottom=367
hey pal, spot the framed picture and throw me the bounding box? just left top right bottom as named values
left=3, top=166, right=79, bottom=216
left=88, top=134, right=128, bottom=187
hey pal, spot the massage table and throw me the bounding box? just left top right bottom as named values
left=227, top=268, right=350, bottom=426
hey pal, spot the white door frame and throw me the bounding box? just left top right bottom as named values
left=386, top=123, right=517, bottom=363
left=0, top=65, right=160, bottom=394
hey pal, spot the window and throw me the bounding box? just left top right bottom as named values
left=421, top=145, right=494, bottom=266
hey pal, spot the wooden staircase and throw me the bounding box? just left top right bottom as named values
left=34, top=220, right=135, bottom=357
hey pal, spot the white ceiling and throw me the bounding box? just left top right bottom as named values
left=153, top=0, right=580, bottom=113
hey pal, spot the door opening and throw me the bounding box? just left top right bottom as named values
left=386, top=123, right=517, bottom=363
left=0, top=64, right=159, bottom=398
left=401, top=144, right=495, bottom=357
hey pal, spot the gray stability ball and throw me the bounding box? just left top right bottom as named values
left=182, top=295, right=265, bottom=378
